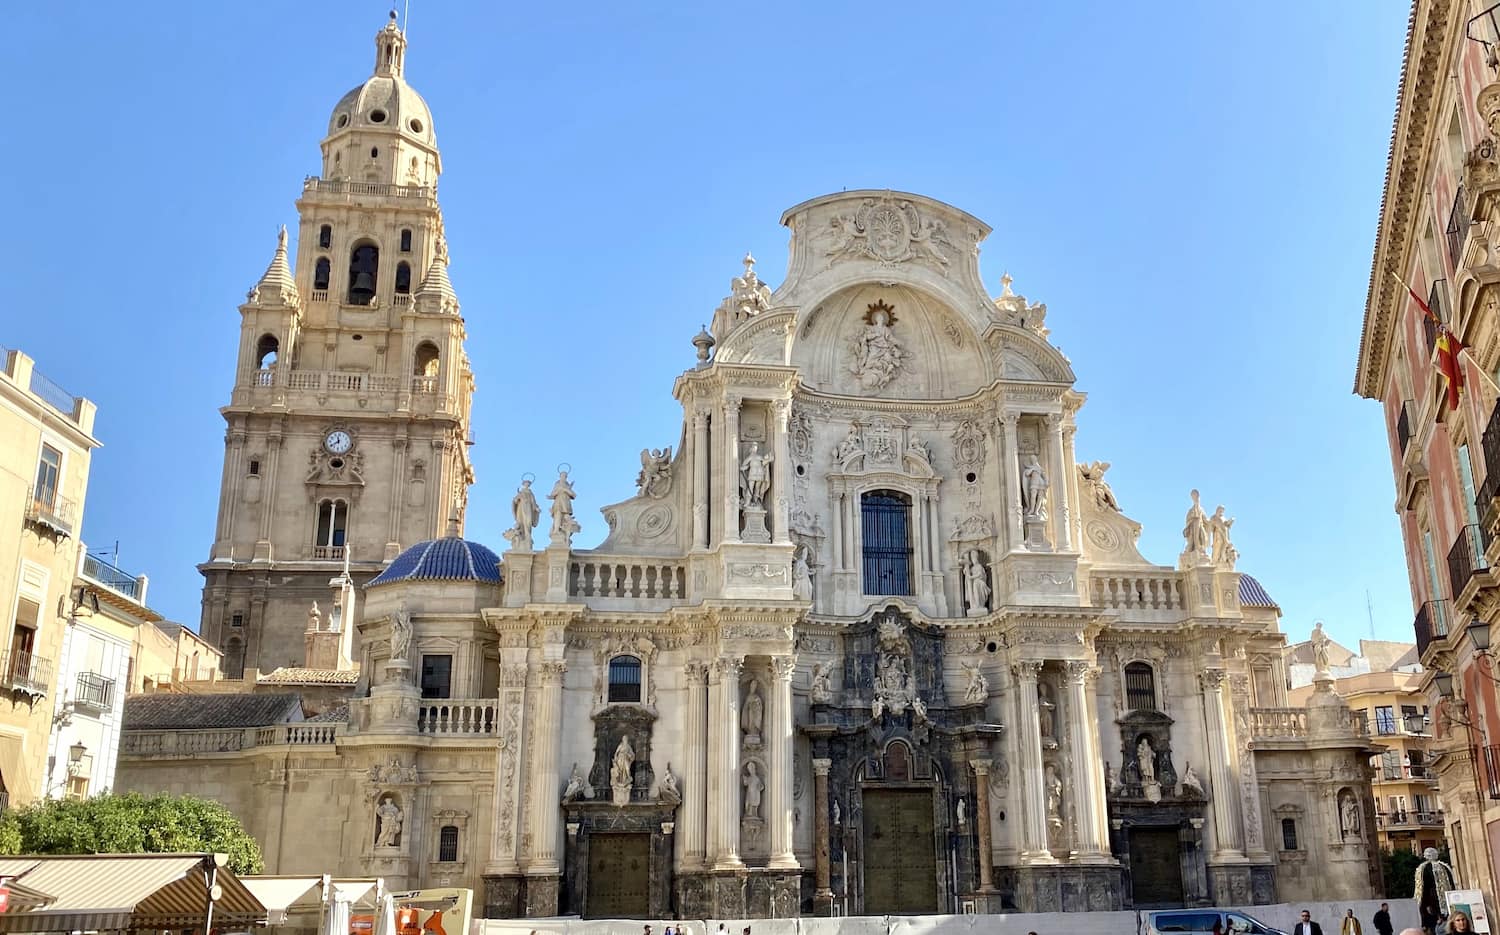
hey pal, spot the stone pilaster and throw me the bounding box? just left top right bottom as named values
left=683, top=660, right=710, bottom=869
left=712, top=655, right=745, bottom=869
left=812, top=757, right=834, bottom=908
left=1012, top=660, right=1053, bottom=861
left=771, top=400, right=792, bottom=544
left=692, top=409, right=710, bottom=550
left=999, top=411, right=1024, bottom=553
left=1065, top=661, right=1110, bottom=859
left=723, top=396, right=742, bottom=544
left=1046, top=415, right=1072, bottom=552
left=768, top=655, right=798, bottom=869
left=526, top=661, right=566, bottom=890
left=485, top=662, right=529, bottom=876
left=1201, top=667, right=1244, bottom=859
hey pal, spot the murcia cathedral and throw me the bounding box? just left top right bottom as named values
left=116, top=14, right=1384, bottom=920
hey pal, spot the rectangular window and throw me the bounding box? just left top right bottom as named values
left=1375, top=705, right=1397, bottom=735
left=861, top=490, right=913, bottom=596
left=420, top=654, right=452, bottom=699
left=1424, top=529, right=1448, bottom=631
left=438, top=825, right=459, bottom=862
left=1281, top=818, right=1298, bottom=850
left=1382, top=750, right=1402, bottom=780
left=33, top=445, right=61, bottom=509
left=230, top=613, right=244, bottom=628
left=248, top=460, right=260, bottom=476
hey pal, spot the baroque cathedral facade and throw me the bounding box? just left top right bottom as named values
left=117, top=16, right=1383, bottom=919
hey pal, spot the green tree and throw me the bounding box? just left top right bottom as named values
left=0, top=793, right=263, bottom=875
left=1382, top=846, right=1435, bottom=899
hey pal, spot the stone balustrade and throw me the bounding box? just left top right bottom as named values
left=569, top=555, right=687, bottom=603
left=1249, top=708, right=1309, bottom=739
left=121, top=722, right=342, bottom=756
left=1089, top=570, right=1186, bottom=612
left=417, top=699, right=497, bottom=735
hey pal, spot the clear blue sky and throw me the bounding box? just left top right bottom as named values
left=2, top=3, right=1410, bottom=652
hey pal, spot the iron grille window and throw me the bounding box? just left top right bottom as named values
left=438, top=825, right=459, bottom=862
left=861, top=490, right=913, bottom=596
left=420, top=655, right=452, bottom=700
left=1375, top=706, right=1397, bottom=735
left=1281, top=818, right=1298, bottom=850
left=1124, top=662, right=1156, bottom=711
left=74, top=672, right=113, bottom=710
left=608, top=655, right=642, bottom=703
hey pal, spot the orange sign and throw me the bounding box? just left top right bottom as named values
left=349, top=889, right=470, bottom=935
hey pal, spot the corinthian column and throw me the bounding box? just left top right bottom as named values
left=1065, top=661, right=1110, bottom=859
left=970, top=759, right=996, bottom=891
left=1012, top=660, right=1052, bottom=861
left=1046, top=415, right=1072, bottom=552
left=771, top=400, right=792, bottom=544
left=692, top=410, right=710, bottom=550
left=528, top=660, right=567, bottom=874
left=713, top=655, right=745, bottom=869
left=812, top=758, right=833, bottom=901
left=768, top=655, right=799, bottom=868
left=723, top=396, right=742, bottom=543
left=999, top=411, right=1024, bottom=552
left=1201, top=667, right=1244, bottom=858
left=683, top=660, right=710, bottom=869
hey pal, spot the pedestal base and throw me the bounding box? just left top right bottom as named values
left=1011, top=863, right=1122, bottom=913
left=742, top=506, right=771, bottom=543
left=675, top=869, right=802, bottom=919
left=523, top=874, right=560, bottom=917
left=1206, top=862, right=1254, bottom=906
left=481, top=875, right=523, bottom=918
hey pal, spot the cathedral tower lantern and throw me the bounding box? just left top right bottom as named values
left=199, top=13, right=474, bottom=676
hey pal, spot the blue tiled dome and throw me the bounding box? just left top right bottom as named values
left=1237, top=573, right=1278, bottom=610
left=368, top=536, right=502, bottom=587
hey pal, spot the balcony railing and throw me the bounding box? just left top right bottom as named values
left=1, top=651, right=53, bottom=697
left=1483, top=744, right=1500, bottom=799
left=569, top=556, right=688, bottom=603
left=1089, top=571, right=1186, bottom=611
left=24, top=486, right=75, bottom=538
left=312, top=545, right=345, bottom=561
left=302, top=177, right=435, bottom=201
left=80, top=554, right=142, bottom=602
left=74, top=671, right=114, bottom=711
left=1415, top=600, right=1451, bottom=657
left=417, top=700, right=497, bottom=735
left=1447, top=523, right=1491, bottom=603
left=1398, top=399, right=1417, bottom=458
left=1448, top=183, right=1470, bottom=265
left=1409, top=764, right=1432, bottom=779
left=1418, top=810, right=1445, bottom=826
left=1249, top=708, right=1308, bottom=739
left=1480, top=401, right=1500, bottom=521
left=123, top=722, right=341, bottom=756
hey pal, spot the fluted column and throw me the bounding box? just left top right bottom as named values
left=768, top=655, right=799, bottom=868
left=1046, top=415, right=1072, bottom=552
left=528, top=660, right=567, bottom=873
left=713, top=655, right=745, bottom=869
left=999, top=411, right=1024, bottom=552
left=771, top=400, right=792, bottom=543
left=812, top=758, right=833, bottom=900
left=1065, top=661, right=1110, bottom=858
left=705, top=661, right=724, bottom=861
left=1061, top=422, right=1080, bottom=551
left=692, top=410, right=710, bottom=550
left=723, top=396, right=742, bottom=543
left=1201, top=667, right=1244, bottom=858
left=1012, top=660, right=1052, bottom=860
left=683, top=660, right=710, bottom=868
left=970, top=759, right=996, bottom=891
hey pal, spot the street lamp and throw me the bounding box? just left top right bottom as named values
left=1435, top=671, right=1456, bottom=697
left=1470, top=618, right=1493, bottom=653
left=66, top=742, right=85, bottom=777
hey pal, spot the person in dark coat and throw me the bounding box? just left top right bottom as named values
left=1293, top=910, right=1324, bottom=935
left=1372, top=902, right=1392, bottom=935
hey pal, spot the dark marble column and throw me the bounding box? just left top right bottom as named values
left=813, top=756, right=833, bottom=910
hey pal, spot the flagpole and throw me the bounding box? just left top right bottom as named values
left=1387, top=270, right=1500, bottom=397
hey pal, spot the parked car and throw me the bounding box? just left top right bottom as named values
left=1146, top=909, right=1288, bottom=935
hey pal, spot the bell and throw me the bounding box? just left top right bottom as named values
left=352, top=270, right=375, bottom=293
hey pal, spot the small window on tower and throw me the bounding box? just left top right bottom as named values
left=247, top=460, right=260, bottom=476
left=370, top=147, right=379, bottom=159
left=318, top=225, right=332, bottom=249
left=230, top=613, right=244, bottom=629
left=314, top=257, right=331, bottom=291
left=395, top=262, right=412, bottom=294
left=400, top=229, right=412, bottom=253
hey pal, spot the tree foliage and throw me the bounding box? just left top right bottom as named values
left=1381, top=846, right=1447, bottom=899
left=0, top=793, right=264, bottom=875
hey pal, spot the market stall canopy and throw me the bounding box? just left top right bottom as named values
left=0, top=853, right=263, bottom=932
left=240, top=876, right=381, bottom=925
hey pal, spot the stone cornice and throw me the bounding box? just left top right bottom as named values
left=1356, top=0, right=1455, bottom=398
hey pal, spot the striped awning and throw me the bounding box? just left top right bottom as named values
left=0, top=853, right=264, bottom=932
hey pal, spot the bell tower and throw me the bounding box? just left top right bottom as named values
left=199, top=12, right=474, bottom=675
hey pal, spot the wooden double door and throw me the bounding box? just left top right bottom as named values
left=1129, top=827, right=1185, bottom=906
left=586, top=832, right=651, bottom=918
left=862, top=789, right=939, bottom=915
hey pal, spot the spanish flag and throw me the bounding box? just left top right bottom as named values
left=1437, top=328, right=1467, bottom=411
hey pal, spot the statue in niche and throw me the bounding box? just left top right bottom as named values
left=389, top=601, right=412, bottom=664
left=1038, top=683, right=1057, bottom=741
left=637, top=447, right=673, bottom=498
left=1137, top=736, right=1157, bottom=784
left=871, top=619, right=926, bottom=720
left=1340, top=792, right=1361, bottom=837
left=742, top=680, right=765, bottom=744
left=375, top=795, right=403, bottom=848
left=610, top=735, right=635, bottom=806
left=956, top=797, right=967, bottom=828
left=548, top=470, right=580, bottom=541
left=1209, top=504, right=1237, bottom=567
left=1079, top=461, right=1120, bottom=512
left=658, top=763, right=681, bottom=804
left=832, top=798, right=841, bottom=825
left=739, top=442, right=773, bottom=509
left=962, top=549, right=991, bottom=615
left=505, top=477, right=539, bottom=549
left=835, top=423, right=864, bottom=463
left=562, top=762, right=594, bottom=803
left=308, top=601, right=322, bottom=632
left=1181, top=763, right=1204, bottom=797
left=1021, top=454, right=1049, bottom=519
left=742, top=761, right=764, bottom=818
left=961, top=661, right=988, bottom=704
left=848, top=300, right=910, bottom=391
left=792, top=546, right=814, bottom=601
left=809, top=661, right=835, bottom=704
left=1182, top=489, right=1211, bottom=561
left=1045, top=765, right=1062, bottom=826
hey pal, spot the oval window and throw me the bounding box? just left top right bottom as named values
left=370, top=109, right=387, bottom=123
left=409, top=118, right=424, bottom=133
left=336, top=113, right=349, bottom=128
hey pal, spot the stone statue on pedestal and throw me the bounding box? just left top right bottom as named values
left=389, top=601, right=412, bottom=664
left=1339, top=792, right=1361, bottom=837
left=742, top=680, right=765, bottom=745
left=1311, top=621, right=1332, bottom=674
left=809, top=661, right=834, bottom=704
left=1137, top=737, right=1157, bottom=783
left=548, top=470, right=580, bottom=543
left=1021, top=454, right=1049, bottom=519
left=658, top=763, right=681, bottom=804
left=562, top=762, right=593, bottom=803
left=1209, top=505, right=1237, bottom=568
left=375, top=795, right=403, bottom=848
left=962, top=549, right=991, bottom=615
left=505, top=478, right=539, bottom=550
left=792, top=546, right=814, bottom=601
left=1079, top=460, right=1120, bottom=512
left=1180, top=763, right=1203, bottom=797
left=1181, top=489, right=1211, bottom=563
left=308, top=601, right=322, bottom=632
left=961, top=661, right=988, bottom=704
left=742, top=760, right=764, bottom=818
left=610, top=735, right=635, bottom=806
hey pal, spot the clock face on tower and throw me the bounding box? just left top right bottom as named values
left=324, top=430, right=353, bottom=454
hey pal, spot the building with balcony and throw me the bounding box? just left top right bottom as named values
left=1355, top=0, right=1500, bottom=907
left=1290, top=668, right=1446, bottom=856
left=0, top=345, right=99, bottom=805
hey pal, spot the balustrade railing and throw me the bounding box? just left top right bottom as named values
left=392, top=294, right=412, bottom=307
left=411, top=375, right=438, bottom=395
left=303, top=177, right=435, bottom=201
left=1089, top=572, right=1185, bottom=611
left=281, top=371, right=401, bottom=394
left=1249, top=708, right=1308, bottom=739
left=312, top=546, right=345, bottom=561
left=309, top=289, right=330, bottom=303
left=417, top=700, right=496, bottom=735
left=123, top=722, right=341, bottom=755
left=570, top=556, right=687, bottom=601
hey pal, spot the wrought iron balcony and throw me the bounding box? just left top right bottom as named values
left=1480, top=400, right=1500, bottom=531
left=1448, top=523, right=1491, bottom=606
left=1, top=651, right=52, bottom=697
left=73, top=672, right=114, bottom=712
left=1448, top=183, right=1470, bottom=265
left=24, top=486, right=75, bottom=538
left=1415, top=600, right=1450, bottom=658
left=1484, top=744, right=1500, bottom=799
left=80, top=554, right=142, bottom=602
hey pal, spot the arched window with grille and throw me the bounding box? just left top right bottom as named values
left=438, top=825, right=459, bottom=862
left=318, top=224, right=333, bottom=249
left=1124, top=662, right=1157, bottom=712
left=347, top=242, right=379, bottom=305
left=861, top=490, right=913, bottom=596
left=608, top=655, right=642, bottom=703
left=314, top=257, right=331, bottom=291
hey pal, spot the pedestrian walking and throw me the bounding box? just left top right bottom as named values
left=1293, top=910, right=1324, bottom=935
left=1450, top=910, right=1475, bottom=933
left=1372, top=903, right=1392, bottom=935
left=1341, top=908, right=1362, bottom=935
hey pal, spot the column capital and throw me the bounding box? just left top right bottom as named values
left=1200, top=668, right=1227, bottom=692
left=1064, top=660, right=1093, bottom=684
left=969, top=758, right=992, bottom=778
left=1011, top=659, right=1044, bottom=681
left=771, top=398, right=791, bottom=420
left=772, top=655, right=798, bottom=681
left=812, top=757, right=832, bottom=776
left=539, top=660, right=567, bottom=683
left=501, top=663, right=529, bottom=688
left=998, top=409, right=1021, bottom=429
left=692, top=409, right=710, bottom=429
left=684, top=659, right=711, bottom=682
left=725, top=394, right=743, bottom=413
left=1043, top=413, right=1061, bottom=432
left=713, top=654, right=744, bottom=680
